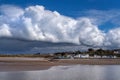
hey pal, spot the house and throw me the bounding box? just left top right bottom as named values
left=113, top=56, right=117, bottom=58
left=114, top=49, right=120, bottom=54
left=66, top=54, right=74, bottom=59
left=54, top=52, right=74, bottom=59
left=80, top=54, right=89, bottom=58
left=94, top=55, right=101, bottom=58
left=74, top=54, right=81, bottom=58
left=113, top=49, right=120, bottom=57
left=73, top=54, right=90, bottom=58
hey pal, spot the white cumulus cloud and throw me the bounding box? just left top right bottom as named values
left=105, top=28, right=120, bottom=48
left=0, top=5, right=120, bottom=51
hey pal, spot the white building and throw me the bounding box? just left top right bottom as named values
left=73, top=54, right=89, bottom=58
left=94, top=55, right=101, bottom=58
left=114, top=49, right=120, bottom=54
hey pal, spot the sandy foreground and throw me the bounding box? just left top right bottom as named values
left=0, top=57, right=120, bottom=71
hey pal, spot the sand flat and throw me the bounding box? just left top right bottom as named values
left=0, top=57, right=120, bottom=71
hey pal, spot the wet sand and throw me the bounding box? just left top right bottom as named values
left=0, top=57, right=120, bottom=71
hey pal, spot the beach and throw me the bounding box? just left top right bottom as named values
left=0, top=57, right=120, bottom=71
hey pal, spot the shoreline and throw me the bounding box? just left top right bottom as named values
left=0, top=57, right=120, bottom=71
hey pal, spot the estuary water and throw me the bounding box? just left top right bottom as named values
left=0, top=65, right=120, bottom=80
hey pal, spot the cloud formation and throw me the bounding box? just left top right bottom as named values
left=0, top=5, right=120, bottom=52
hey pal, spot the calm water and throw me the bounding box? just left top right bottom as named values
left=0, top=65, right=120, bottom=80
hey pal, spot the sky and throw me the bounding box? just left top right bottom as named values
left=0, top=0, right=120, bottom=53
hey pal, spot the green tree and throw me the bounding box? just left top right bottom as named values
left=88, top=48, right=94, bottom=56
left=95, top=49, right=104, bottom=57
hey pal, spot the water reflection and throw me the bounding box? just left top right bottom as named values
left=0, top=65, right=120, bottom=80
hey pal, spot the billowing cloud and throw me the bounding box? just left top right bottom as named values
left=0, top=5, right=120, bottom=53
left=105, top=28, right=120, bottom=48
left=0, top=5, right=104, bottom=44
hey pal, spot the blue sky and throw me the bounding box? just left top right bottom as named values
left=0, top=0, right=120, bottom=11
left=0, top=0, right=120, bottom=16
left=0, top=0, right=120, bottom=31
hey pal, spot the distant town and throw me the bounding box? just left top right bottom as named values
left=52, top=48, right=120, bottom=59
left=0, top=48, right=120, bottom=59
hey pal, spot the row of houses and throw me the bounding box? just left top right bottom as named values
left=54, top=53, right=117, bottom=59
left=53, top=49, right=120, bottom=59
